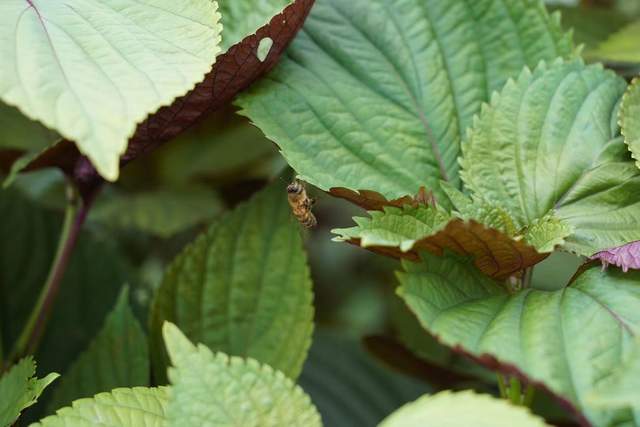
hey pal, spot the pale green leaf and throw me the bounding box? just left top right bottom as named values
left=218, top=0, right=289, bottom=51
left=162, top=322, right=322, bottom=427
left=440, top=181, right=518, bottom=236
left=150, top=182, right=314, bottom=382
left=621, top=77, right=640, bottom=169
left=379, top=390, right=550, bottom=427
left=46, top=287, right=149, bottom=414
left=461, top=59, right=639, bottom=256
left=523, top=215, right=573, bottom=253
left=31, top=387, right=168, bottom=427
left=398, top=253, right=640, bottom=426
left=0, top=357, right=58, bottom=427
left=589, top=20, right=640, bottom=64
left=333, top=206, right=451, bottom=252
left=90, top=188, right=223, bottom=238
left=237, top=0, right=574, bottom=202
left=0, top=0, right=222, bottom=181
left=588, top=339, right=640, bottom=413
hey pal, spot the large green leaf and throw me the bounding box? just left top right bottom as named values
left=89, top=187, right=223, bottom=238
left=0, top=0, right=222, bottom=181
left=0, top=190, right=128, bottom=391
left=150, top=182, right=314, bottom=382
left=0, top=357, right=58, bottom=427
left=621, top=77, right=640, bottom=169
left=379, top=391, right=550, bottom=427
left=398, top=253, right=640, bottom=426
left=163, top=322, right=322, bottom=427
left=589, top=20, right=640, bottom=64
left=237, top=0, right=573, bottom=203
left=218, top=0, right=289, bottom=51
left=31, top=387, right=168, bottom=427
left=461, top=59, right=639, bottom=257
left=588, top=339, right=640, bottom=416
left=46, top=288, right=148, bottom=414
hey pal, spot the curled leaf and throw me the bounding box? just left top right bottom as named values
left=333, top=206, right=551, bottom=279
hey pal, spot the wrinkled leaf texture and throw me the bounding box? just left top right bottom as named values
left=399, top=252, right=640, bottom=426
left=237, top=0, right=574, bottom=207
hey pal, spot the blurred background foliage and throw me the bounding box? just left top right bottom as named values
left=1, top=0, right=638, bottom=425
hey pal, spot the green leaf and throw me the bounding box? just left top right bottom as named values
left=162, top=322, right=322, bottom=427
left=333, top=205, right=550, bottom=279
left=46, top=287, right=148, bottom=414
left=621, top=77, right=640, bottom=169
left=0, top=357, right=58, bottom=427
left=0, top=103, right=58, bottom=152
left=150, top=182, right=314, bottom=382
left=31, top=387, right=168, bottom=427
left=0, top=190, right=129, bottom=393
left=587, top=339, right=640, bottom=413
left=237, top=0, right=574, bottom=202
left=589, top=20, right=640, bottom=64
left=398, top=252, right=640, bottom=426
left=333, top=206, right=452, bottom=252
left=380, top=391, right=548, bottom=427
left=379, top=390, right=550, bottom=427
left=90, top=188, right=223, bottom=238
left=0, top=0, right=222, bottom=181
left=461, top=59, right=639, bottom=256
left=299, top=331, right=430, bottom=427
left=523, top=215, right=573, bottom=254
left=218, top=0, right=289, bottom=51
left=551, top=6, right=632, bottom=49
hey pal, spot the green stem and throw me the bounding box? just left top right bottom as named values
left=497, top=374, right=508, bottom=399
left=509, top=377, right=522, bottom=405
left=6, top=185, right=84, bottom=366
left=523, top=383, right=536, bottom=407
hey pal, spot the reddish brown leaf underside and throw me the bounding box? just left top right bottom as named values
left=346, top=219, right=548, bottom=279
left=1, top=0, right=315, bottom=187
left=329, top=186, right=433, bottom=211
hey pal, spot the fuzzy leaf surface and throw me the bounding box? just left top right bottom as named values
left=163, top=323, right=321, bottom=427
left=398, top=253, right=640, bottom=426
left=379, top=390, right=550, bottom=427
left=150, top=182, right=314, bottom=381
left=237, top=0, right=573, bottom=203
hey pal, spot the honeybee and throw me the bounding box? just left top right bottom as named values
left=287, top=179, right=317, bottom=228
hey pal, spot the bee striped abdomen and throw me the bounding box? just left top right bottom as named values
left=287, top=179, right=317, bottom=228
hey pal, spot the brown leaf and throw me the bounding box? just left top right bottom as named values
left=346, top=219, right=548, bottom=279
left=2, top=0, right=315, bottom=195
left=329, top=186, right=434, bottom=211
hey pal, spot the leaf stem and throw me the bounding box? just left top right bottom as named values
left=497, top=374, right=508, bottom=398
left=509, top=377, right=522, bottom=405
left=523, top=383, right=536, bottom=407
left=6, top=183, right=87, bottom=366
